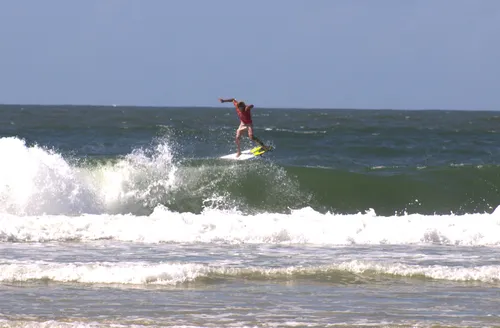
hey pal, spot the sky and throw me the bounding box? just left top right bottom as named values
left=0, top=0, right=499, bottom=110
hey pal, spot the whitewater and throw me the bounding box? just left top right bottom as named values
left=2, top=136, right=500, bottom=247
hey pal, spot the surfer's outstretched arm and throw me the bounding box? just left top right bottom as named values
left=219, top=98, right=235, bottom=103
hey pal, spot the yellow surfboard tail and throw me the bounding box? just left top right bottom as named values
left=250, top=146, right=273, bottom=156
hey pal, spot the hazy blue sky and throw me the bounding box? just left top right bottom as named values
left=0, top=0, right=499, bottom=109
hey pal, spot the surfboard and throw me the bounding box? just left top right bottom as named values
left=220, top=146, right=273, bottom=161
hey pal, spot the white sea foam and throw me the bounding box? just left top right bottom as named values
left=84, top=142, right=178, bottom=212
left=263, top=127, right=326, bottom=134
left=0, top=137, right=99, bottom=215
left=0, top=260, right=207, bottom=285
left=336, top=260, right=500, bottom=283
left=0, top=137, right=177, bottom=216
left=1, top=206, right=500, bottom=246
left=1, top=258, right=498, bottom=285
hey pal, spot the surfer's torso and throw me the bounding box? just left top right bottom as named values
left=233, top=100, right=252, bottom=124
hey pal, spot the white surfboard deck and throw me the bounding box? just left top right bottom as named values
left=219, top=149, right=257, bottom=161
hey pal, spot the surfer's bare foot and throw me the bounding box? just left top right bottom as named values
left=236, top=151, right=241, bottom=158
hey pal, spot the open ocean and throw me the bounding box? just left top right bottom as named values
left=1, top=104, right=500, bottom=328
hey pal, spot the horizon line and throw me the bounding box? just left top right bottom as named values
left=0, top=102, right=497, bottom=112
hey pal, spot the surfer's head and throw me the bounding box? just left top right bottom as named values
left=237, top=101, right=246, bottom=109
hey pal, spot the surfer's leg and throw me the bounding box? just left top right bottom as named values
left=248, top=126, right=267, bottom=149
left=235, top=125, right=244, bottom=157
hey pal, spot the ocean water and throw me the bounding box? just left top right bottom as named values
left=1, top=104, right=500, bottom=327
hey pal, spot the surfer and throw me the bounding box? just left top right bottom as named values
left=219, top=98, right=269, bottom=158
